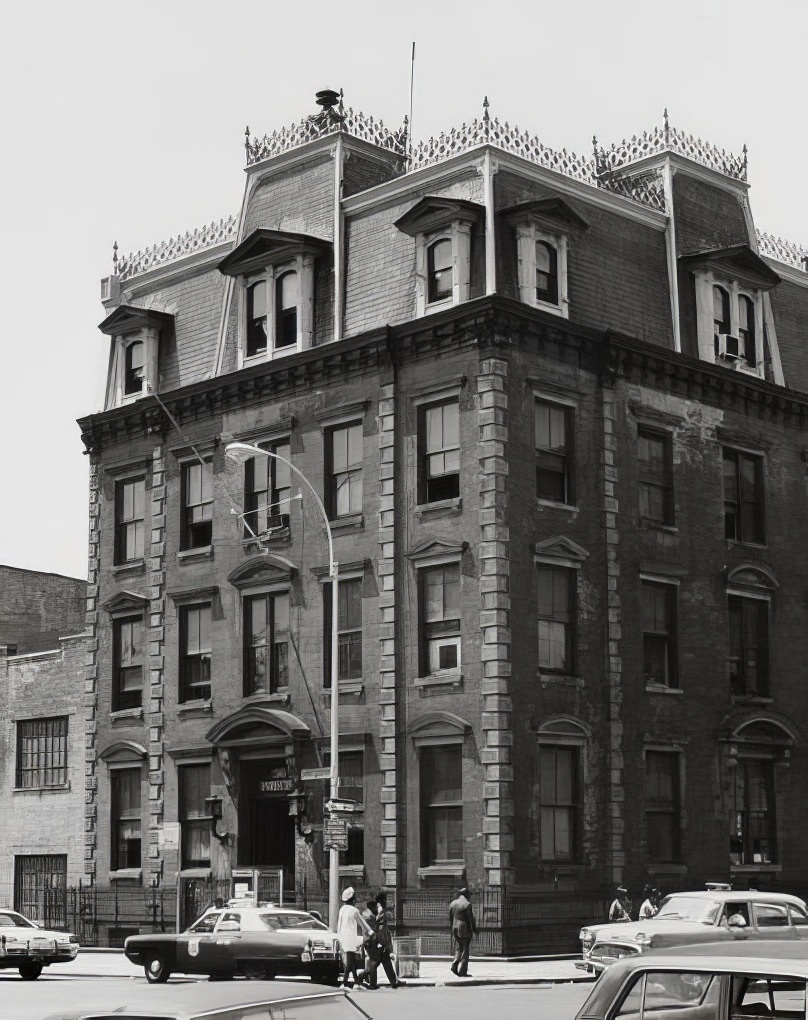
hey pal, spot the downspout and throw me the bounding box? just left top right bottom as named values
left=661, top=156, right=681, bottom=353
left=333, top=132, right=344, bottom=343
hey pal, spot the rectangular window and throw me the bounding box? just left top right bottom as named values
left=16, top=717, right=68, bottom=788
left=244, top=592, right=289, bottom=696
left=420, top=400, right=460, bottom=503
left=419, top=563, right=461, bottom=675
left=539, top=745, right=580, bottom=862
left=113, top=615, right=144, bottom=711
left=537, top=565, right=575, bottom=673
left=324, top=578, right=362, bottom=687
left=645, top=750, right=681, bottom=863
left=723, top=449, right=765, bottom=544
left=535, top=399, right=573, bottom=503
left=728, top=595, right=769, bottom=697
left=328, top=423, right=363, bottom=518
left=115, top=478, right=145, bottom=563
left=111, top=768, right=141, bottom=870
left=420, top=745, right=463, bottom=866
left=180, top=604, right=212, bottom=702
left=642, top=581, right=678, bottom=688
left=730, top=758, right=776, bottom=865
left=244, top=441, right=290, bottom=538
left=180, top=764, right=211, bottom=869
left=181, top=461, right=213, bottom=550
left=638, top=428, right=674, bottom=525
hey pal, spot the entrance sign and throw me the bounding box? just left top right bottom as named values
left=323, top=817, right=349, bottom=851
left=259, top=778, right=294, bottom=793
left=301, top=767, right=331, bottom=781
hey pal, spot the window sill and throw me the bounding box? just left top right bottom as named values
left=178, top=546, right=214, bottom=563
left=110, top=869, right=142, bottom=882
left=536, top=498, right=578, bottom=513
left=244, top=691, right=290, bottom=705
left=639, top=520, right=678, bottom=534
left=112, top=559, right=147, bottom=577
left=178, top=699, right=213, bottom=716
left=532, top=298, right=567, bottom=318
left=13, top=783, right=71, bottom=794
left=645, top=683, right=683, bottom=696
left=730, top=863, right=782, bottom=874
left=336, top=681, right=365, bottom=697
left=415, top=497, right=462, bottom=518
left=329, top=514, right=364, bottom=533
left=537, top=671, right=581, bottom=688
left=111, top=707, right=144, bottom=722
left=725, top=538, right=768, bottom=551
left=179, top=867, right=212, bottom=879
left=418, top=864, right=465, bottom=880
left=424, top=297, right=454, bottom=316
left=415, top=671, right=463, bottom=690
left=339, top=865, right=366, bottom=879
left=731, top=694, right=773, bottom=706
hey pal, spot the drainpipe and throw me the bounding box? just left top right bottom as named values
left=662, top=157, right=681, bottom=353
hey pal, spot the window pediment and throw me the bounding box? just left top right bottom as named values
left=502, top=198, right=589, bottom=236
left=406, top=538, right=468, bottom=563
left=102, top=590, right=149, bottom=615
left=533, top=536, right=589, bottom=563
left=227, top=556, right=295, bottom=589
left=98, top=304, right=174, bottom=336
left=99, top=740, right=148, bottom=763
left=394, top=197, right=483, bottom=237
left=537, top=716, right=589, bottom=741
left=409, top=710, right=471, bottom=744
left=681, top=246, right=780, bottom=291
left=217, top=229, right=331, bottom=277
left=726, top=562, right=779, bottom=590
left=206, top=705, right=310, bottom=745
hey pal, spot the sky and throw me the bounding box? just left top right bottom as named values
left=1, top=0, right=806, bottom=581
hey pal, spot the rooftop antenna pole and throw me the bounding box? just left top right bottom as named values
left=408, top=41, right=416, bottom=163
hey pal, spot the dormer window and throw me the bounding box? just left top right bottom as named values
left=536, top=240, right=559, bottom=305
left=124, top=341, right=145, bottom=396
left=246, top=281, right=268, bottom=357
left=395, top=197, right=484, bottom=317
left=682, top=246, right=780, bottom=376
left=427, top=239, right=453, bottom=304
left=503, top=199, right=588, bottom=319
left=217, top=229, right=331, bottom=364
left=276, top=271, right=298, bottom=348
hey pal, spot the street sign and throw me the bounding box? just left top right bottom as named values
left=324, top=798, right=358, bottom=814
left=300, top=767, right=331, bottom=781
left=323, top=816, right=349, bottom=851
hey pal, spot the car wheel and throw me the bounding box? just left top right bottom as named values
left=312, top=966, right=340, bottom=986
left=144, top=952, right=171, bottom=984
left=242, top=962, right=267, bottom=980
left=19, top=962, right=44, bottom=980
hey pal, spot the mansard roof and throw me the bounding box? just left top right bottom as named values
left=217, top=228, right=332, bottom=277
left=502, top=198, right=589, bottom=235
left=679, top=245, right=781, bottom=290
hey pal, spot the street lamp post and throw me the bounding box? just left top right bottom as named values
left=224, top=441, right=341, bottom=930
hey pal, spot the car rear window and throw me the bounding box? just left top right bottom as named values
left=258, top=912, right=328, bottom=931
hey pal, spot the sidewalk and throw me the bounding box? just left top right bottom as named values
left=70, top=950, right=594, bottom=987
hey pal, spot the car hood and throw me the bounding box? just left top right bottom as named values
left=588, top=919, right=718, bottom=941
left=2, top=926, right=76, bottom=940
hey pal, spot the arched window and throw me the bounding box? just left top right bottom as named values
left=124, top=341, right=144, bottom=395
left=536, top=240, right=559, bottom=304
left=713, top=285, right=731, bottom=336
left=275, top=271, right=298, bottom=348
left=738, top=296, right=756, bottom=367
left=246, top=281, right=268, bottom=357
left=427, top=238, right=453, bottom=303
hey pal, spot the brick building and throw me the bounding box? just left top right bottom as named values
left=0, top=567, right=88, bottom=918
left=78, top=93, right=808, bottom=949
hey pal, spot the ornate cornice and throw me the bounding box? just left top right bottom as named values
left=113, top=216, right=238, bottom=282
left=757, top=231, right=808, bottom=272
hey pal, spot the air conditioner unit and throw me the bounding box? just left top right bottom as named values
left=717, top=333, right=742, bottom=360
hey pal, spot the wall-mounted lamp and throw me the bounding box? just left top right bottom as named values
left=726, top=743, right=738, bottom=769
left=205, top=796, right=230, bottom=844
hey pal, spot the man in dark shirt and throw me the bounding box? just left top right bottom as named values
left=449, top=887, right=477, bottom=976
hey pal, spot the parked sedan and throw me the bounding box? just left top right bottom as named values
left=124, top=903, right=341, bottom=984
left=578, top=888, right=808, bottom=974
left=576, top=940, right=808, bottom=1020
left=0, top=907, right=80, bottom=979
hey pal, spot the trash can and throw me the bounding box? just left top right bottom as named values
left=393, top=936, right=421, bottom=978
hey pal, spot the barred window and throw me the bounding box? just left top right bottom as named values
left=16, top=717, right=68, bottom=788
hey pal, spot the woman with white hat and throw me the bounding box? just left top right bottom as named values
left=337, top=887, right=372, bottom=988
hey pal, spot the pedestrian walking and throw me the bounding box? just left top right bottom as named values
left=608, top=886, right=632, bottom=922
left=373, top=891, right=402, bottom=987
left=639, top=886, right=659, bottom=919
left=336, top=887, right=372, bottom=988
left=449, top=886, right=477, bottom=976
left=361, top=900, right=382, bottom=988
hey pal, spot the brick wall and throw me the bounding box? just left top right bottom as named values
left=0, top=566, right=86, bottom=654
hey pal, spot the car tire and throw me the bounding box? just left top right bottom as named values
left=312, top=966, right=340, bottom=986
left=242, top=962, right=268, bottom=980
left=144, top=952, right=171, bottom=984
left=19, top=962, right=44, bottom=980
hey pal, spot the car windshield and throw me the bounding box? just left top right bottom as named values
left=654, top=896, right=722, bottom=923
left=0, top=911, right=35, bottom=928
left=258, top=912, right=329, bottom=931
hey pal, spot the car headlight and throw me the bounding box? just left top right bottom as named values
left=634, top=932, right=652, bottom=946
left=579, top=928, right=595, bottom=945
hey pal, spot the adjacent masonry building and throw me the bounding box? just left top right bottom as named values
left=78, top=92, right=808, bottom=935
